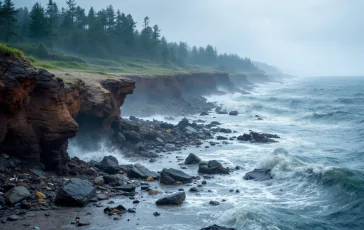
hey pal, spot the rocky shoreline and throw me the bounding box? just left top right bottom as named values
left=0, top=55, right=280, bottom=229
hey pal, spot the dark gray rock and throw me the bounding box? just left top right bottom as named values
left=123, top=130, right=142, bottom=143
left=229, top=111, right=238, bottom=116
left=219, top=128, right=232, bottom=133
left=176, top=118, right=190, bottom=128
left=114, top=184, right=136, bottom=192
left=216, top=136, right=228, bottom=140
left=160, top=123, right=174, bottom=129
left=4, top=186, right=31, bottom=204
left=160, top=168, right=193, bottom=185
left=237, top=131, right=280, bottom=143
left=99, top=155, right=119, bottom=174
left=127, top=164, right=159, bottom=179
left=7, top=215, right=19, bottom=221
left=200, top=224, right=237, bottom=230
left=210, top=121, right=222, bottom=126
left=189, top=187, right=202, bottom=193
left=29, top=168, right=44, bottom=177
left=184, top=153, right=201, bottom=165
left=243, top=169, right=272, bottom=181
left=156, top=191, right=186, bottom=205
left=200, top=111, right=209, bottom=116
left=198, top=160, right=229, bottom=174
left=55, top=178, right=96, bottom=206
left=209, top=201, right=220, bottom=206
left=0, top=196, right=5, bottom=205
left=115, top=174, right=129, bottom=185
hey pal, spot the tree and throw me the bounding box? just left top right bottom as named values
left=105, top=5, right=115, bottom=31
left=66, top=0, right=76, bottom=27
left=160, top=36, right=169, bottom=64
left=152, top=25, right=160, bottom=43
left=46, top=0, right=59, bottom=52
left=29, top=2, right=49, bottom=43
left=0, top=0, right=18, bottom=42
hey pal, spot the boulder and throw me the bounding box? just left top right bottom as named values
left=94, top=176, right=105, bottom=186
left=143, top=131, right=158, bottom=140
left=123, top=130, right=142, bottom=143
left=98, top=155, right=119, bottom=174
left=198, top=160, right=229, bottom=174
left=114, top=184, right=136, bottom=192
left=4, top=186, right=31, bottom=204
left=115, top=174, right=129, bottom=185
left=219, top=128, right=232, bottom=133
left=237, top=131, right=280, bottom=143
left=200, top=111, right=209, bottom=116
left=160, top=168, right=193, bottom=185
left=200, top=225, right=237, bottom=230
left=184, top=153, right=201, bottom=165
left=176, top=118, right=190, bottom=128
left=216, top=136, right=228, bottom=140
left=210, top=121, right=222, bottom=126
left=156, top=191, right=186, bottom=205
left=55, top=178, right=96, bottom=206
left=127, top=164, right=159, bottom=179
left=229, top=111, right=238, bottom=116
left=243, top=169, right=272, bottom=181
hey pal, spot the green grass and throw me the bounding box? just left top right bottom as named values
left=0, top=43, right=24, bottom=58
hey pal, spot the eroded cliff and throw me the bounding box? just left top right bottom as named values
left=0, top=55, right=135, bottom=173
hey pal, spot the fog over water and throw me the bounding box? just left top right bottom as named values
left=15, top=0, right=364, bottom=76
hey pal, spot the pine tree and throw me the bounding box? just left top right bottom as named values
left=46, top=0, right=59, bottom=52
left=66, top=0, right=76, bottom=27
left=29, top=2, right=50, bottom=43
left=0, top=0, right=18, bottom=42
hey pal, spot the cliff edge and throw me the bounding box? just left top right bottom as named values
left=0, top=55, right=135, bottom=174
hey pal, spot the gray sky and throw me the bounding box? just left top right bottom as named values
left=15, top=0, right=364, bottom=76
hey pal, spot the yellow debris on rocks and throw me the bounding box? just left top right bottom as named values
left=45, top=186, right=52, bottom=191
left=36, top=191, right=46, bottom=199
left=176, top=181, right=183, bottom=185
left=166, top=129, right=172, bottom=134
left=146, top=177, right=154, bottom=181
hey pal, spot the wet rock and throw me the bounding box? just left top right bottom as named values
left=186, top=126, right=197, bottom=133
left=209, top=201, right=220, bottom=206
left=0, top=196, right=5, bottom=206
left=216, top=136, right=228, bottom=140
left=200, top=111, right=209, bottom=116
left=160, top=168, right=193, bottom=185
left=200, top=224, right=237, bottom=230
left=165, top=144, right=176, bottom=150
left=176, top=118, right=190, bottom=128
left=243, top=169, right=272, bottom=181
left=103, top=175, right=114, bottom=184
left=184, top=153, right=201, bottom=165
left=7, top=215, right=19, bottom=221
left=156, top=137, right=164, bottom=143
left=160, top=123, right=174, bottom=129
left=128, top=208, right=136, bottom=213
left=198, top=160, right=229, bottom=174
left=96, top=194, right=108, bottom=200
left=216, top=108, right=228, bottom=114
left=229, top=111, right=238, bottom=116
left=115, top=174, right=129, bottom=185
left=29, top=168, right=44, bottom=177
left=237, top=131, right=280, bottom=143
left=114, top=184, right=136, bottom=192
left=55, top=178, right=96, bottom=206
left=4, top=186, right=31, bottom=204
left=219, top=128, right=232, bottom=133
left=156, top=191, right=186, bottom=205
left=210, top=121, right=221, bottom=126
left=77, top=221, right=90, bottom=226
left=94, top=177, right=105, bottom=186
left=153, top=212, right=161, bottom=216
left=127, top=164, right=159, bottom=179
left=189, top=187, right=202, bottom=193
left=98, top=155, right=119, bottom=174
left=123, top=130, right=142, bottom=143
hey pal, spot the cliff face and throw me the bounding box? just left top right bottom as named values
left=126, top=72, right=232, bottom=100
left=0, top=56, right=135, bottom=173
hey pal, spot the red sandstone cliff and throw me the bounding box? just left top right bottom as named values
left=0, top=55, right=135, bottom=174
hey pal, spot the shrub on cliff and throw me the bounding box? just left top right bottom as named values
left=0, top=43, right=24, bottom=58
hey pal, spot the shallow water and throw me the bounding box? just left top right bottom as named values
left=69, top=76, right=364, bottom=230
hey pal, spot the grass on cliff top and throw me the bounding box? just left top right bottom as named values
left=0, top=43, right=24, bottom=58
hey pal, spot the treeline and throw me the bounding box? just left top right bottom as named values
left=0, top=0, right=261, bottom=73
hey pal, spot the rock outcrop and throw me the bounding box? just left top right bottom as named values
left=0, top=55, right=135, bottom=173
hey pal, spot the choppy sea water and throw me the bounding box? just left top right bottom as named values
left=69, top=76, right=364, bottom=230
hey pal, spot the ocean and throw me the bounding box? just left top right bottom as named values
left=69, top=76, right=364, bottom=230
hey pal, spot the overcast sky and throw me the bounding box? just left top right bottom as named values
left=15, top=0, right=364, bottom=76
